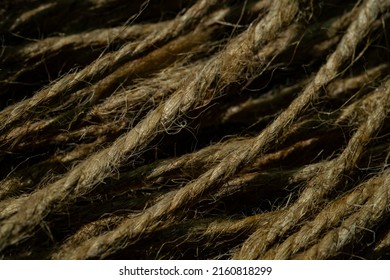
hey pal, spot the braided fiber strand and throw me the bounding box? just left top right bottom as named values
left=1, top=0, right=390, bottom=259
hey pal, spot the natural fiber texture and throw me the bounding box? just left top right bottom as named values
left=0, top=0, right=389, bottom=259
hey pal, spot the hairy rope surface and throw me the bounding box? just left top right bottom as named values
left=0, top=0, right=389, bottom=259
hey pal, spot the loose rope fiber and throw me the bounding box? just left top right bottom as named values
left=0, top=0, right=389, bottom=259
